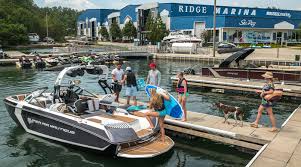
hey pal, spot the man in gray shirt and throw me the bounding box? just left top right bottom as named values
left=146, top=63, right=161, bottom=86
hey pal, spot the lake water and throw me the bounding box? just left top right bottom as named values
left=0, top=59, right=297, bottom=166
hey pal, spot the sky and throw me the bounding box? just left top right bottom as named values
left=34, top=0, right=301, bottom=11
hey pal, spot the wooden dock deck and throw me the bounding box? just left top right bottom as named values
left=116, top=97, right=278, bottom=151
left=248, top=106, right=301, bottom=167
left=171, top=75, right=301, bottom=98
left=164, top=111, right=278, bottom=151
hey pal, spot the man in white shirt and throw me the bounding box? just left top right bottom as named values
left=111, top=62, right=124, bottom=102
left=146, top=63, right=161, bottom=86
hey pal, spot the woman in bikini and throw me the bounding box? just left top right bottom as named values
left=251, top=72, right=277, bottom=132
left=177, top=72, right=188, bottom=122
left=144, top=89, right=170, bottom=142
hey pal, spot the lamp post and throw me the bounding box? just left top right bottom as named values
left=213, top=0, right=217, bottom=57
left=46, top=12, right=49, bottom=38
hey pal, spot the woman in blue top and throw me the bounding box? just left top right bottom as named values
left=251, top=72, right=277, bottom=132
left=144, top=89, right=170, bottom=142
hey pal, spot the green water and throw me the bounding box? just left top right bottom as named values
left=0, top=59, right=297, bottom=166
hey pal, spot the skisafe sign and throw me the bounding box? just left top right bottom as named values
left=177, top=5, right=257, bottom=16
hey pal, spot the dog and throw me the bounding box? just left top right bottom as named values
left=215, top=102, right=244, bottom=127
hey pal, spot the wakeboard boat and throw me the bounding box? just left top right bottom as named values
left=3, top=65, right=174, bottom=158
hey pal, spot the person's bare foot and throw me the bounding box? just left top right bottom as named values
left=160, top=137, right=165, bottom=143
left=250, top=122, right=259, bottom=128
left=269, top=128, right=278, bottom=132
left=181, top=118, right=187, bottom=122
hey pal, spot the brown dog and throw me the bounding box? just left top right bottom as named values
left=215, top=102, right=244, bottom=127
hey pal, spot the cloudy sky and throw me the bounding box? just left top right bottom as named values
left=34, top=0, right=300, bottom=11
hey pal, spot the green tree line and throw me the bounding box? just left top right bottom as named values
left=0, top=0, right=80, bottom=46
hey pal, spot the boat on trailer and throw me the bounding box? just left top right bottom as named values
left=3, top=65, right=174, bottom=158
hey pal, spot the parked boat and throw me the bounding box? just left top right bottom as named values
left=16, top=55, right=32, bottom=69
left=197, top=48, right=301, bottom=82
left=163, top=31, right=202, bottom=43
left=3, top=65, right=174, bottom=158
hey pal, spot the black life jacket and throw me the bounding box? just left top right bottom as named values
left=126, top=71, right=137, bottom=87
left=177, top=78, right=188, bottom=93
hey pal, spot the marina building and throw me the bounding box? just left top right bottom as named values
left=77, top=2, right=301, bottom=44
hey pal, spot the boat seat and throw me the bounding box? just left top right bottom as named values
left=67, top=99, right=88, bottom=115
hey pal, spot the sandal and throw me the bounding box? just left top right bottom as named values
left=250, top=123, right=259, bottom=128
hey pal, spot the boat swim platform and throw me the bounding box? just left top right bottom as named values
left=247, top=105, right=301, bottom=167
left=171, top=75, right=301, bottom=98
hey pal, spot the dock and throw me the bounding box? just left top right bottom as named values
left=117, top=98, right=277, bottom=151
left=164, top=111, right=277, bottom=151
left=171, top=75, right=301, bottom=98
left=118, top=95, right=301, bottom=166
left=0, top=58, right=19, bottom=65
left=247, top=106, right=301, bottom=167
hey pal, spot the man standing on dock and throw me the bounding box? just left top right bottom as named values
left=146, top=63, right=161, bottom=86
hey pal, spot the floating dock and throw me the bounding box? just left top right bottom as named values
left=247, top=106, right=301, bottom=167
left=171, top=75, right=301, bottom=98
left=118, top=96, right=301, bottom=166
left=117, top=98, right=277, bottom=151
left=164, top=111, right=276, bottom=151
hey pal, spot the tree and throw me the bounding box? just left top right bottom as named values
left=144, top=14, right=168, bottom=44
left=145, top=13, right=155, bottom=42
left=297, top=24, right=301, bottom=37
left=0, top=0, right=80, bottom=46
left=122, top=21, right=137, bottom=41
left=155, top=15, right=168, bottom=42
left=0, top=21, right=28, bottom=46
left=99, top=26, right=109, bottom=41
left=109, top=21, right=122, bottom=41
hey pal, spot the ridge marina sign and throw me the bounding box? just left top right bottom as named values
left=178, top=5, right=257, bottom=16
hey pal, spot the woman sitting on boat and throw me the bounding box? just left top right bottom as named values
left=251, top=72, right=277, bottom=132
left=144, top=89, right=170, bottom=142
